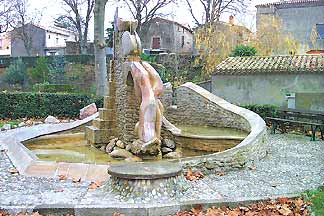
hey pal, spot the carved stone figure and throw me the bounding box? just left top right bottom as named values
left=118, top=18, right=164, bottom=152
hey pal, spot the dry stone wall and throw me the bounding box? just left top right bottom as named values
left=115, top=62, right=140, bottom=145
left=165, top=85, right=251, bottom=131
left=164, top=82, right=267, bottom=171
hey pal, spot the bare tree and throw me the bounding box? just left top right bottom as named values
left=60, top=0, right=94, bottom=54
left=9, top=0, right=43, bottom=56
left=121, top=0, right=176, bottom=33
left=185, top=0, right=249, bottom=26
left=94, top=0, right=108, bottom=96
left=0, top=0, right=15, bottom=33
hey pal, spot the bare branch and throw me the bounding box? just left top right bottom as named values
left=121, top=0, right=176, bottom=33
left=60, top=0, right=94, bottom=54
left=186, top=0, right=250, bottom=26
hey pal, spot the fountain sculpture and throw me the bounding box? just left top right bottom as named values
left=119, top=20, right=164, bottom=150
left=85, top=18, right=165, bottom=159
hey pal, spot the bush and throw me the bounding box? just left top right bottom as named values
left=27, top=57, right=49, bottom=84
left=32, top=82, right=74, bottom=93
left=0, top=92, right=103, bottom=119
left=230, top=45, right=257, bottom=57
left=3, top=58, right=28, bottom=85
left=240, top=104, right=279, bottom=119
left=140, top=53, right=157, bottom=63
left=48, top=55, right=66, bottom=84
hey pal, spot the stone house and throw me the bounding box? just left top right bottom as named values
left=140, top=17, right=194, bottom=54
left=256, top=0, right=324, bottom=53
left=211, top=55, right=324, bottom=110
left=0, top=24, right=77, bottom=57
left=44, top=26, right=77, bottom=55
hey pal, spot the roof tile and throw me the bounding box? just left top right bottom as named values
left=214, top=55, right=324, bottom=75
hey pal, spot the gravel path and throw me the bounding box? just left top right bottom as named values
left=0, top=133, right=323, bottom=212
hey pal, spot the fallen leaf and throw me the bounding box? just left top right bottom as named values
left=191, top=204, right=202, bottom=215
left=172, top=196, right=310, bottom=216
left=248, top=166, right=257, bottom=170
left=58, top=174, right=67, bottom=181
left=16, top=213, right=28, bottom=216
left=88, top=181, right=102, bottom=190
left=112, top=213, right=125, bottom=216
left=72, top=177, right=81, bottom=183
left=216, top=171, right=225, bottom=176
left=277, top=197, right=289, bottom=204
left=8, top=167, right=19, bottom=174
left=184, top=168, right=204, bottom=181
left=227, top=209, right=241, bottom=216
left=54, top=188, right=64, bottom=193
left=278, top=206, right=292, bottom=216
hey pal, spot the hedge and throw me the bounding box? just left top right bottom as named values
left=0, top=92, right=279, bottom=121
left=0, top=54, right=113, bottom=68
left=32, top=83, right=75, bottom=93
left=240, top=104, right=279, bottom=120
left=0, top=92, right=103, bottom=119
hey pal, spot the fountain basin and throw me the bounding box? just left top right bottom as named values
left=174, top=125, right=247, bottom=152
left=0, top=82, right=267, bottom=180
left=174, top=135, right=244, bottom=152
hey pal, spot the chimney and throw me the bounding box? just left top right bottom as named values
left=229, top=15, right=234, bottom=26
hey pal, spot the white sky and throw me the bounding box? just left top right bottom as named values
left=29, top=0, right=278, bottom=40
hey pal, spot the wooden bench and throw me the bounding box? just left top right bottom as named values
left=266, top=108, right=324, bottom=141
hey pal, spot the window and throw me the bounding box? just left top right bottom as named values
left=56, top=38, right=59, bottom=44
left=152, top=37, right=161, bottom=49
left=48, top=35, right=51, bottom=39
left=0, top=39, right=2, bottom=49
left=181, top=36, right=185, bottom=48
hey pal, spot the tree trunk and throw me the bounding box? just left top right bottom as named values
left=94, top=0, right=108, bottom=96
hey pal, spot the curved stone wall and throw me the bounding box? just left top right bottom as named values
left=164, top=82, right=268, bottom=171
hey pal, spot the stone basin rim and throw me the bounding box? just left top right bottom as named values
left=107, top=161, right=183, bottom=180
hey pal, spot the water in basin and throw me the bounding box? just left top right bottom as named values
left=176, top=124, right=249, bottom=137
left=23, top=133, right=119, bottom=164
left=23, top=125, right=249, bottom=163
left=23, top=132, right=212, bottom=164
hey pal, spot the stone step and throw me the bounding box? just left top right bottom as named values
left=93, top=118, right=116, bottom=129
left=104, top=96, right=116, bottom=109
left=99, top=108, right=115, bottom=120
left=85, top=126, right=115, bottom=146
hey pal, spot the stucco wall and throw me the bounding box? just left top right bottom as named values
left=11, top=25, right=46, bottom=57
left=172, top=24, right=194, bottom=54
left=295, top=92, right=324, bottom=112
left=140, top=19, right=194, bottom=54
left=257, top=4, right=324, bottom=52
left=211, top=73, right=324, bottom=106
left=141, top=20, right=175, bottom=52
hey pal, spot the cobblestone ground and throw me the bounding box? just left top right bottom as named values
left=0, top=133, right=323, bottom=208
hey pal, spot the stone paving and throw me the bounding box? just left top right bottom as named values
left=0, top=133, right=324, bottom=215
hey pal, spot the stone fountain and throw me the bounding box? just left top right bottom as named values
left=85, top=18, right=166, bottom=160
left=84, top=18, right=186, bottom=198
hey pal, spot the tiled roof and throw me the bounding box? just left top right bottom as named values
left=256, top=0, right=324, bottom=8
left=214, top=55, right=324, bottom=75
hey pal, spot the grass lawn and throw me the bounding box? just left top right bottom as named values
left=304, top=187, right=324, bottom=215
